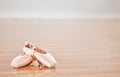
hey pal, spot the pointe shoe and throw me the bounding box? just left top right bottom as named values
left=23, top=41, right=57, bottom=68
left=10, top=54, right=33, bottom=68
left=33, top=51, right=57, bottom=67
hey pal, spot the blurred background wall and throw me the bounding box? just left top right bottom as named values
left=0, top=0, right=120, bottom=19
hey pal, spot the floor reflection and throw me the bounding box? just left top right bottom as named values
left=12, top=65, right=56, bottom=74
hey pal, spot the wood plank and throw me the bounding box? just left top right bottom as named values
left=0, top=20, right=120, bottom=77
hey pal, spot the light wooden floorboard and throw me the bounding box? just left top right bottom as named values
left=0, top=20, right=120, bottom=77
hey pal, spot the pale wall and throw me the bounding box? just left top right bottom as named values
left=0, top=0, right=120, bottom=19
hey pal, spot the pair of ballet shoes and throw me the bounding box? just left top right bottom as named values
left=10, top=41, right=57, bottom=68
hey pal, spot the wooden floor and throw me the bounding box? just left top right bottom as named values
left=0, top=19, right=120, bottom=77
